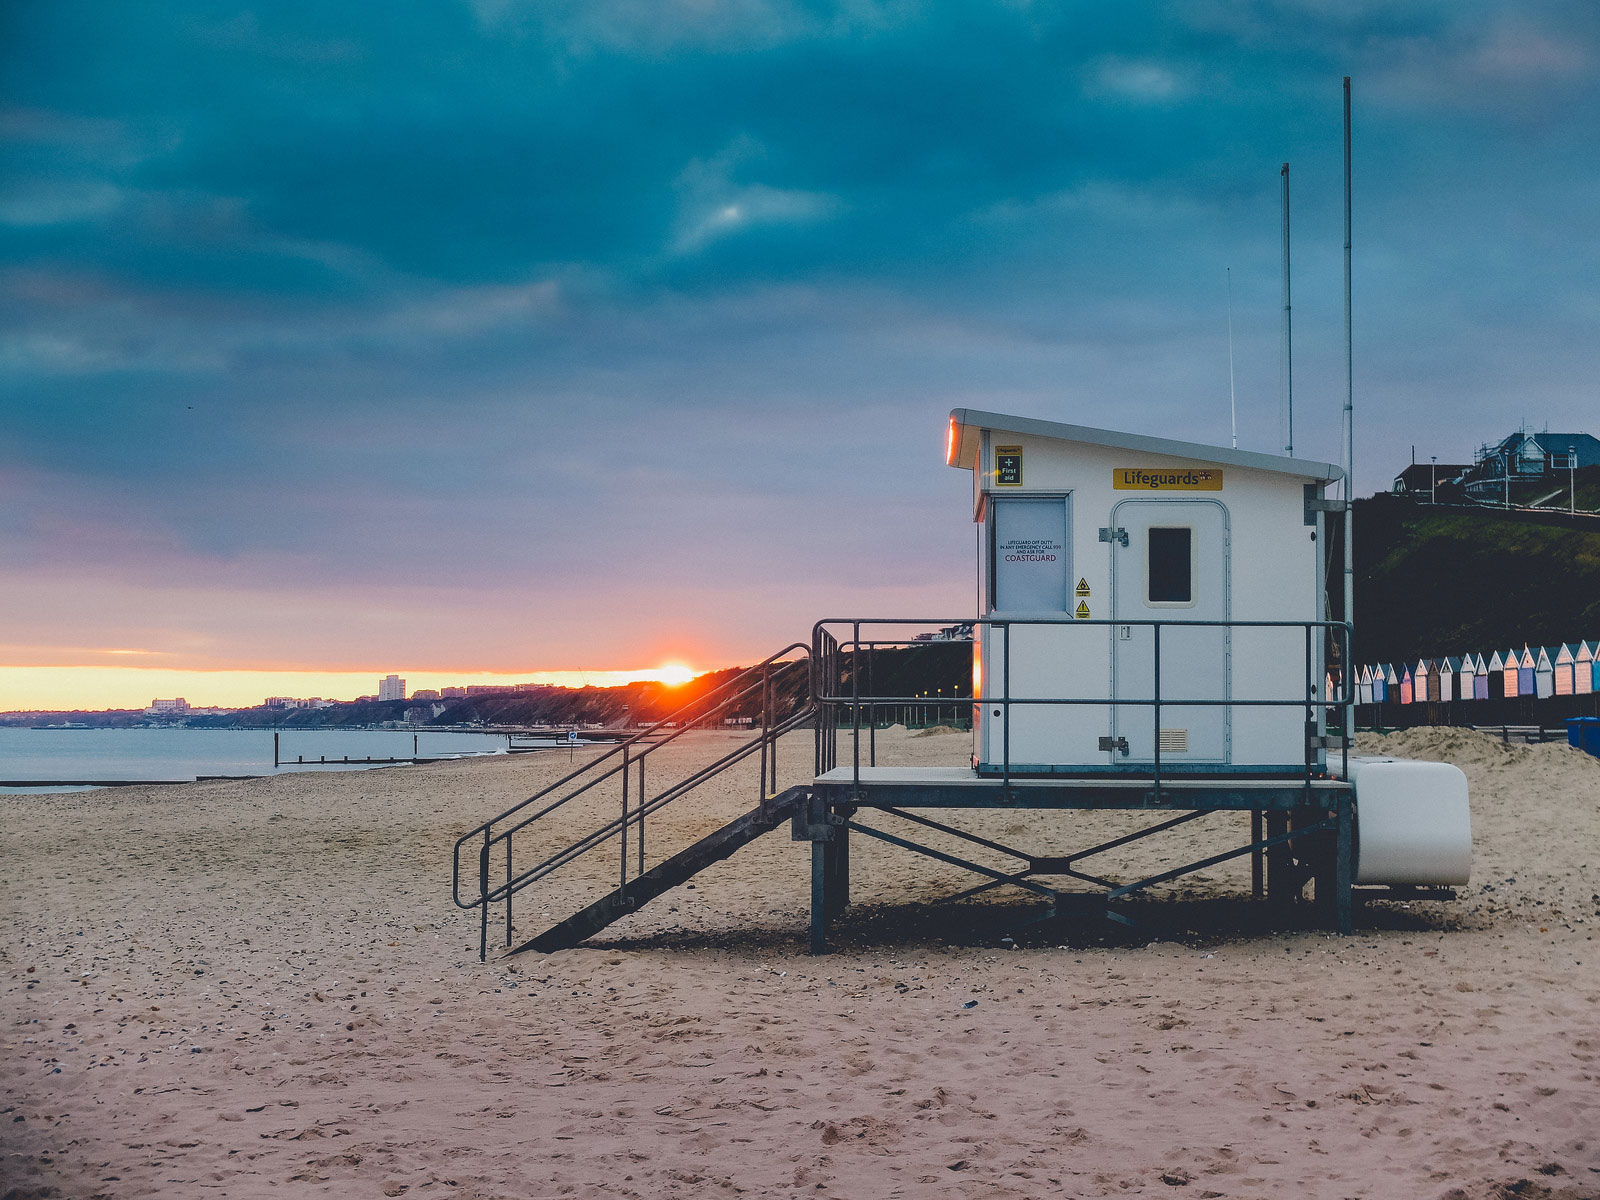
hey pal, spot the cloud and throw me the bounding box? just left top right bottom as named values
left=669, top=137, right=842, bottom=254
left=0, top=179, right=128, bottom=227
left=3, top=0, right=1600, bottom=696
left=1085, top=57, right=1190, bottom=103
left=467, top=0, right=916, bottom=55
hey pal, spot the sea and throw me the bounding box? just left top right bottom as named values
left=0, top=727, right=546, bottom=793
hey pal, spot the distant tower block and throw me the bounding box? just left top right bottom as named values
left=379, top=674, right=407, bottom=702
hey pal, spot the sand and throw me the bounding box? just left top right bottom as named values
left=3, top=725, right=1598, bottom=1199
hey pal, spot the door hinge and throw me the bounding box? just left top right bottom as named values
left=1098, top=526, right=1128, bottom=547
left=1099, top=735, right=1130, bottom=756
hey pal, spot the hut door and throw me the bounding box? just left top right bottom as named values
left=982, top=496, right=1072, bottom=769
left=1110, top=499, right=1229, bottom=764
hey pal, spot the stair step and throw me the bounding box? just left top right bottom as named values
left=509, top=786, right=810, bottom=954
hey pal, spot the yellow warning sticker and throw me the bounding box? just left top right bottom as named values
left=1074, top=600, right=1091, bottom=619
left=1075, top=578, right=1091, bottom=597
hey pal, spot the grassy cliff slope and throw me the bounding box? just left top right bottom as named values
left=1343, top=494, right=1600, bottom=664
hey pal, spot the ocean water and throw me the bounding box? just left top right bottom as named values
left=0, top=727, right=525, bottom=793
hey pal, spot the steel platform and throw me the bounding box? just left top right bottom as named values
left=814, top=765, right=1350, bottom=809
left=802, top=765, right=1354, bottom=952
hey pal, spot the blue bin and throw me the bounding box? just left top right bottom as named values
left=1568, top=717, right=1600, bottom=758
left=1583, top=723, right=1600, bottom=760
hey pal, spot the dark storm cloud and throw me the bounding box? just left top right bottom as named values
left=4, top=0, right=1599, bottom=669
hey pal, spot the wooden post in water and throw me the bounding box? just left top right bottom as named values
left=273, top=731, right=279, bottom=768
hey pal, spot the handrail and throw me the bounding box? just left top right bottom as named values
left=479, top=704, right=815, bottom=907
left=452, top=642, right=809, bottom=908
left=452, top=643, right=814, bottom=960
left=812, top=616, right=1354, bottom=799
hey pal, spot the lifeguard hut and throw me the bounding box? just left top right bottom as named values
left=948, top=409, right=1338, bottom=776
left=454, top=410, right=1473, bottom=960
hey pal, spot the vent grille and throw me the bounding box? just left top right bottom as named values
left=1158, top=728, right=1189, bottom=754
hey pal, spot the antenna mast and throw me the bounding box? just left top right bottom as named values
left=1281, top=162, right=1293, bottom=457
left=1226, top=267, right=1237, bottom=448
left=1342, top=78, right=1355, bottom=639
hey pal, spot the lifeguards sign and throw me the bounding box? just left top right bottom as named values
left=1113, top=467, right=1223, bottom=491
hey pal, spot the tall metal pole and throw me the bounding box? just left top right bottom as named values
left=1281, top=162, right=1294, bottom=457
left=1342, top=79, right=1355, bottom=643
left=1226, top=267, right=1238, bottom=448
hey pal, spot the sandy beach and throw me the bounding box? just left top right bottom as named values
left=4, top=725, right=1598, bottom=1199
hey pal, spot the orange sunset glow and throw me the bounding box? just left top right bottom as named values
left=0, top=663, right=705, bottom=712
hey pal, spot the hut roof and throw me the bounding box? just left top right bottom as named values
left=946, top=409, right=1345, bottom=482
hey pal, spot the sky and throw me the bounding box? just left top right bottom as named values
left=4, top=1, right=1599, bottom=709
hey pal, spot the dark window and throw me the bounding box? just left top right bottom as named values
left=1147, top=527, right=1192, bottom=604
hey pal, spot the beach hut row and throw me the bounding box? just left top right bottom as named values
left=1353, top=643, right=1600, bottom=705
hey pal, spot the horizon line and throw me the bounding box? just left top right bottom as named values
left=0, top=663, right=710, bottom=713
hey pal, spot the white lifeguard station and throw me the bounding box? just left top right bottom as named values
left=800, top=410, right=1470, bottom=950
left=456, top=408, right=1472, bottom=961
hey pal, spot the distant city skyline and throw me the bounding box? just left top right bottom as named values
left=1, top=665, right=699, bottom=713
left=6, top=3, right=1600, bottom=711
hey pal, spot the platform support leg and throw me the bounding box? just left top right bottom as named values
left=1250, top=809, right=1264, bottom=900
left=810, top=838, right=830, bottom=955
left=1264, top=812, right=1294, bottom=903
left=825, top=824, right=850, bottom=918
left=1334, top=792, right=1353, bottom=935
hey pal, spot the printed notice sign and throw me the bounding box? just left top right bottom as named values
left=1113, top=467, right=1223, bottom=491
left=1075, top=600, right=1091, bottom=619
left=995, top=446, right=1023, bottom=486
left=1075, top=577, right=1091, bottom=597
left=997, top=537, right=1061, bottom=565
left=992, top=497, right=1067, bottom=611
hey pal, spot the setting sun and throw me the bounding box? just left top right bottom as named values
left=655, top=663, right=697, bottom=686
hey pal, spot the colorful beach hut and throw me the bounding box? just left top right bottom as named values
left=1357, top=664, right=1374, bottom=706
left=1501, top=649, right=1521, bottom=698
left=1517, top=647, right=1536, bottom=697
left=1554, top=644, right=1576, bottom=696
left=1578, top=642, right=1595, bottom=696
left=1399, top=665, right=1414, bottom=705
left=1534, top=647, right=1553, bottom=699
left=1385, top=662, right=1400, bottom=702
left=1473, top=653, right=1490, bottom=700
left=1441, top=657, right=1460, bottom=703
left=1422, top=658, right=1441, bottom=703
left=1457, top=655, right=1476, bottom=701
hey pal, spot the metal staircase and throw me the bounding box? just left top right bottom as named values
left=510, top=788, right=809, bottom=954
left=452, top=644, right=813, bottom=961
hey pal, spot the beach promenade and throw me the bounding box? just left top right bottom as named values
left=3, top=727, right=1597, bottom=1198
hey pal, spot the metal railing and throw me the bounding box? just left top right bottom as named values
left=452, top=644, right=813, bottom=961
left=813, top=616, right=1353, bottom=803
